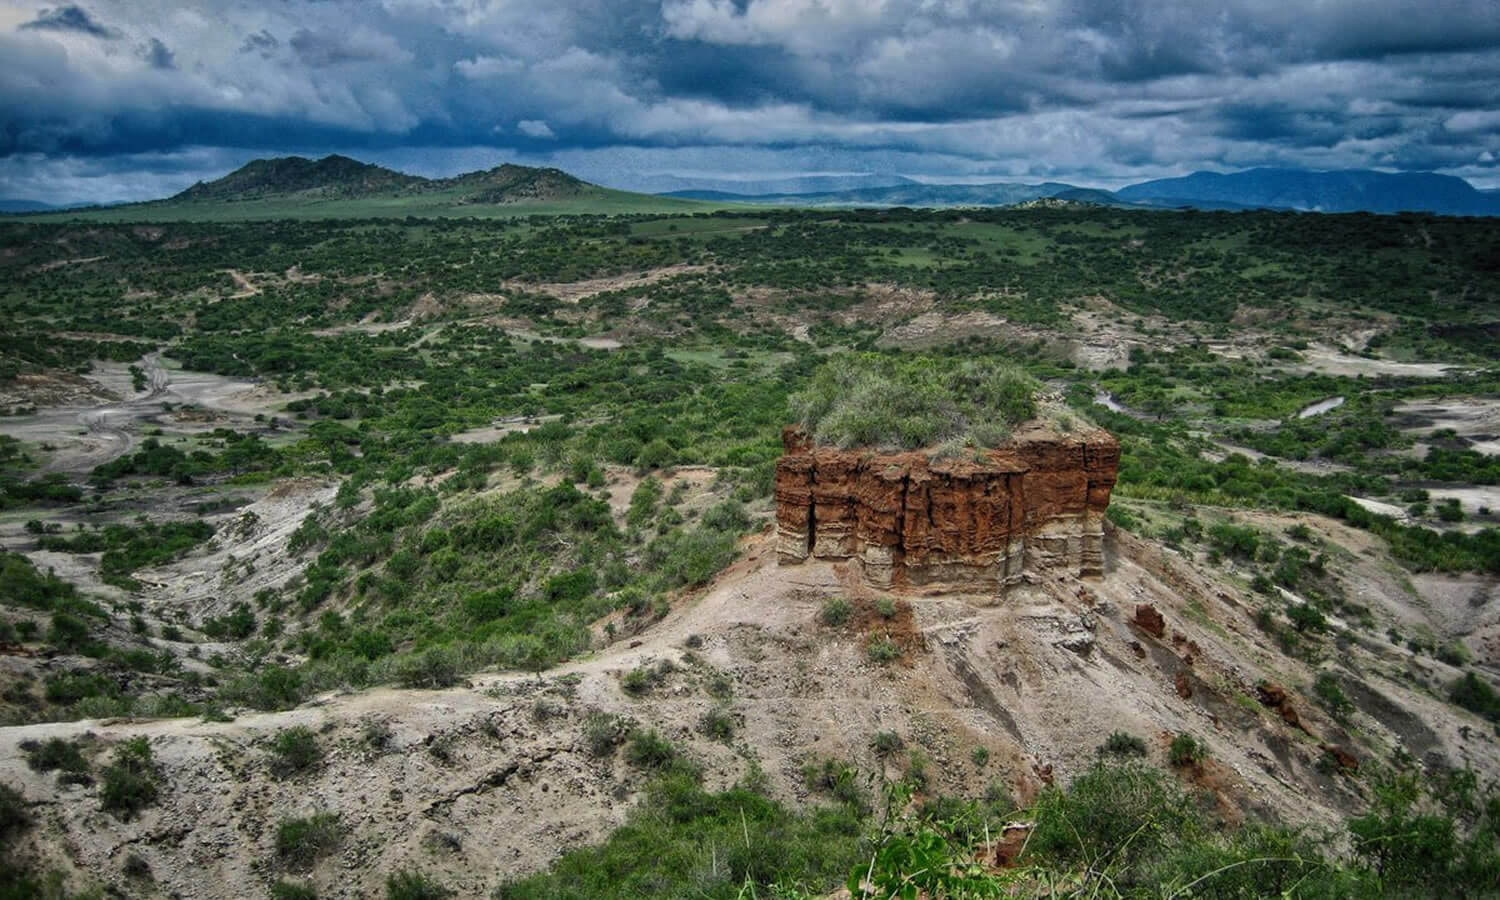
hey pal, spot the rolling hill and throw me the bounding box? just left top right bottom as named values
left=15, top=155, right=718, bottom=222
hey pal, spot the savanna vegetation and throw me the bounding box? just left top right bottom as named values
left=3, top=202, right=1500, bottom=896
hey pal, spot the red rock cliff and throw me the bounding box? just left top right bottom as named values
left=774, top=424, right=1119, bottom=594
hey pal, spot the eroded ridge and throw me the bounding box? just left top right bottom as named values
left=774, top=424, right=1119, bottom=595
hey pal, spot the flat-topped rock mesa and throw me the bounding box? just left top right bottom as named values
left=774, top=424, right=1119, bottom=595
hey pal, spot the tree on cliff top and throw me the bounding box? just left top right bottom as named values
left=789, top=353, right=1038, bottom=450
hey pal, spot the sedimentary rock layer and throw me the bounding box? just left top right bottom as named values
left=774, top=425, right=1119, bottom=594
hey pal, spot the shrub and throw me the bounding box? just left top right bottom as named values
left=583, top=712, right=627, bottom=757
left=697, top=707, right=735, bottom=743
left=1438, top=641, right=1473, bottom=666
left=971, top=746, right=990, bottom=767
left=1169, top=732, right=1206, bottom=767
left=802, top=757, right=868, bottom=811
left=1286, top=602, right=1327, bottom=633
left=875, top=597, right=898, bottom=619
left=871, top=731, right=904, bottom=756
left=1450, top=672, right=1500, bottom=721
left=21, top=737, right=92, bottom=781
left=276, top=812, right=342, bottom=868
left=1313, top=673, right=1354, bottom=720
left=362, top=719, right=393, bottom=752
left=820, top=597, right=852, bottom=627
left=788, top=353, right=1037, bottom=450
left=0, top=782, right=30, bottom=837
left=866, top=636, right=900, bottom=664
left=393, top=646, right=461, bottom=689
left=386, top=870, right=453, bottom=900
left=625, top=730, right=678, bottom=770
left=99, top=737, right=158, bottom=820
left=1098, top=731, right=1148, bottom=757
left=621, top=665, right=656, bottom=696
left=1029, top=761, right=1199, bottom=876
left=701, top=499, right=752, bottom=534
left=271, top=881, right=318, bottom=900
left=705, top=672, right=733, bottom=699
left=268, top=726, right=322, bottom=778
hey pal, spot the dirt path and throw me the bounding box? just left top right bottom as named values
left=222, top=269, right=261, bottom=298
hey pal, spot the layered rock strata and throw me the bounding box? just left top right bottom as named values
left=774, top=425, right=1119, bottom=595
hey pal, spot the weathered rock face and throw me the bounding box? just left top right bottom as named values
left=775, top=424, right=1119, bottom=595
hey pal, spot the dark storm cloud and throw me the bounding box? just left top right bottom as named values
left=17, top=4, right=118, bottom=38
left=2, top=0, right=1499, bottom=204
left=239, top=30, right=278, bottom=57
left=141, top=37, right=174, bottom=70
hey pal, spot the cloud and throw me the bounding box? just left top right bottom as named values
left=517, top=119, right=556, bottom=139
left=141, top=37, right=175, bottom=70
left=17, top=4, right=118, bottom=39
left=239, top=29, right=278, bottom=56
left=454, top=55, right=523, bottom=79
left=3, top=0, right=1500, bottom=201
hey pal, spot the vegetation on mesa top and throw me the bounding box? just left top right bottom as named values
left=788, top=353, right=1041, bottom=451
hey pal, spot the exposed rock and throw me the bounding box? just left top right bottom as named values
left=774, top=424, right=1118, bottom=595
left=1256, top=681, right=1305, bottom=731
left=1133, top=604, right=1166, bottom=638
left=1320, top=744, right=1360, bottom=773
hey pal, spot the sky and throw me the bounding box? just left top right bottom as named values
left=1, top=0, right=1499, bottom=204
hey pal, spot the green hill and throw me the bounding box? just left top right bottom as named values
left=18, top=155, right=720, bottom=222
left=172, top=155, right=425, bottom=202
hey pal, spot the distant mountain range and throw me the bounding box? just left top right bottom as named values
left=666, top=167, right=1500, bottom=216
left=0, top=198, right=60, bottom=213
left=9, top=157, right=1499, bottom=220
left=627, top=172, right=918, bottom=196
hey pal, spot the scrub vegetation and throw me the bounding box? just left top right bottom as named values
left=3, top=200, right=1500, bottom=896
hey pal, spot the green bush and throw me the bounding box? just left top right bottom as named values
left=583, top=712, right=627, bottom=758
left=802, top=757, right=868, bottom=812
left=99, top=737, right=158, bottom=820
left=871, top=731, right=904, bottom=756
left=788, top=353, right=1038, bottom=450
left=392, top=646, right=461, bottom=689
left=271, top=881, right=318, bottom=900
left=866, top=636, right=900, bottom=664
left=1028, top=761, right=1199, bottom=878
left=497, top=774, right=863, bottom=898
left=820, top=597, right=852, bottom=627
left=1313, top=673, right=1354, bottom=720
left=268, top=726, right=322, bottom=778
left=621, top=666, right=656, bottom=697
left=1169, top=733, right=1206, bottom=767
left=1098, top=731, right=1148, bottom=757
left=276, top=812, right=342, bottom=868
left=0, top=782, right=29, bottom=837
left=624, top=730, right=678, bottom=770
left=697, top=707, right=735, bottom=743
left=21, top=737, right=91, bottom=782
left=1450, top=672, right=1500, bottom=721
left=385, top=870, right=452, bottom=900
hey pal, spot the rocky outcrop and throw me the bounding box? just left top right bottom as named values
left=774, top=424, right=1118, bottom=595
